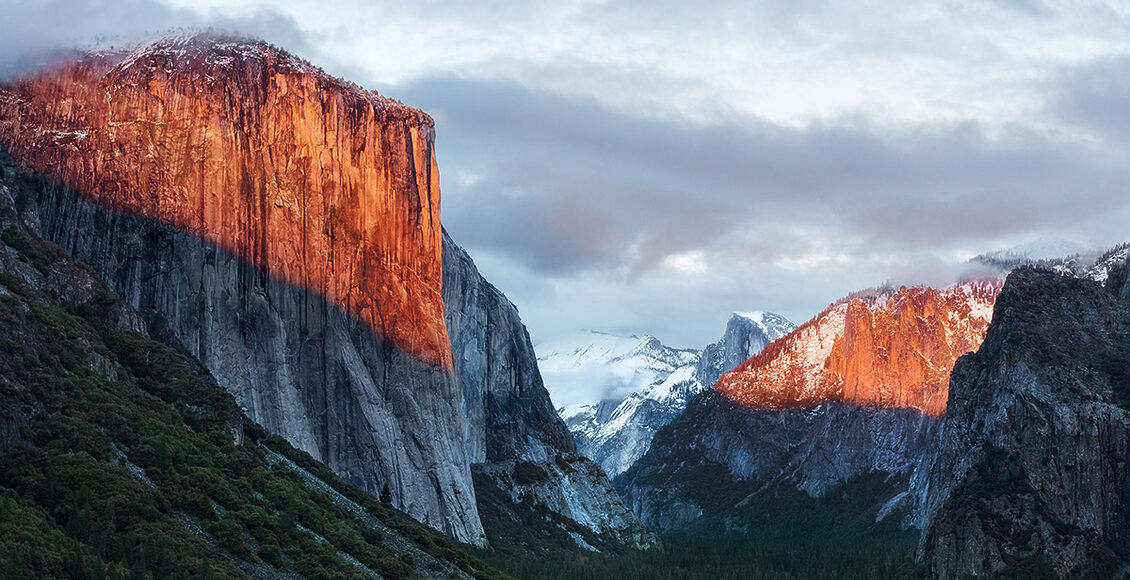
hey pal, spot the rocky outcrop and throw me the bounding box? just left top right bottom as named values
left=0, top=34, right=483, bottom=544
left=917, top=267, right=1130, bottom=578
left=695, top=311, right=795, bottom=389
left=617, top=391, right=938, bottom=531
left=717, top=282, right=1000, bottom=416
left=0, top=174, right=495, bottom=578
left=443, top=230, right=573, bottom=464
left=443, top=231, right=654, bottom=548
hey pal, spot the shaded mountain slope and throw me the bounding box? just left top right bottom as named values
left=0, top=33, right=480, bottom=542
left=0, top=178, right=507, bottom=579
left=918, top=267, right=1130, bottom=578
left=554, top=312, right=795, bottom=478
left=443, top=231, right=653, bottom=549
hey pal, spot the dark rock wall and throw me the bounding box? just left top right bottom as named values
left=443, top=230, right=654, bottom=547
left=919, top=268, right=1130, bottom=578
left=13, top=165, right=483, bottom=544
left=618, top=390, right=937, bottom=531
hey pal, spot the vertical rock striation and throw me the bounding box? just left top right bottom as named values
left=443, top=230, right=654, bottom=548
left=917, top=267, right=1130, bottom=578
left=0, top=33, right=450, bottom=368
left=0, top=34, right=484, bottom=544
left=717, top=282, right=1000, bottom=416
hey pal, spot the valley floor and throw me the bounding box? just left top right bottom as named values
left=476, top=530, right=922, bottom=580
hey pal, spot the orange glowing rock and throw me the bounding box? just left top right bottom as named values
left=0, top=34, right=452, bottom=368
left=715, top=281, right=1001, bottom=415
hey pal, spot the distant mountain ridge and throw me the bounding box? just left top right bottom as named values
left=717, top=281, right=1001, bottom=416
left=617, top=246, right=1130, bottom=576
left=616, top=280, right=999, bottom=533
left=971, top=238, right=1130, bottom=284
left=551, top=312, right=795, bottom=477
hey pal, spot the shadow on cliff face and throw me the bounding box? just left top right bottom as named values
left=0, top=148, right=487, bottom=545
left=920, top=267, right=1130, bottom=578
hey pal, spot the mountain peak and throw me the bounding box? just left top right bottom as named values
left=717, top=281, right=1002, bottom=415
left=0, top=32, right=451, bottom=368
left=731, top=310, right=769, bottom=326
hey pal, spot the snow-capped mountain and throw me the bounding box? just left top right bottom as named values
left=695, top=311, right=796, bottom=390
left=716, top=281, right=1000, bottom=416
left=549, top=312, right=795, bottom=477
left=539, top=331, right=700, bottom=411
left=1083, top=242, right=1130, bottom=285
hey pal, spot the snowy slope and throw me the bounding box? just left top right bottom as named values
left=550, top=313, right=795, bottom=477
left=973, top=240, right=1130, bottom=287
left=972, top=237, right=1085, bottom=269
left=1083, top=243, right=1130, bottom=285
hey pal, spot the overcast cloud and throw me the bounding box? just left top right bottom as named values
left=4, top=0, right=1130, bottom=404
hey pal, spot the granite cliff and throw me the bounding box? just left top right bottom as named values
left=0, top=32, right=646, bottom=548
left=0, top=33, right=480, bottom=543
left=917, top=267, right=1130, bottom=577
left=0, top=171, right=504, bottom=578
left=443, top=231, right=652, bottom=547
left=0, top=33, right=450, bottom=368
left=717, top=282, right=1000, bottom=416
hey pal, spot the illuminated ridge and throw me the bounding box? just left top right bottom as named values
left=716, top=280, right=1002, bottom=415
left=0, top=33, right=452, bottom=368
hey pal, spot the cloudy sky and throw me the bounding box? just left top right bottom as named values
left=4, top=1, right=1130, bottom=363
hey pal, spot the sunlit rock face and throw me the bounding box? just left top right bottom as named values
left=0, top=34, right=484, bottom=544
left=0, top=33, right=450, bottom=368
left=716, top=281, right=1001, bottom=415
left=617, top=281, right=1002, bottom=533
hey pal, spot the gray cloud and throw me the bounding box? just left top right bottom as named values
left=0, top=0, right=315, bottom=78
left=1054, top=55, right=1130, bottom=146
left=5, top=0, right=1130, bottom=360
left=395, top=75, right=1130, bottom=281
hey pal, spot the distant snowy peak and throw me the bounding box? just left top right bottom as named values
left=538, top=330, right=699, bottom=411
left=732, top=310, right=796, bottom=341
left=550, top=311, right=795, bottom=477
left=973, top=237, right=1085, bottom=268
left=538, top=330, right=697, bottom=368
left=1084, top=243, right=1130, bottom=285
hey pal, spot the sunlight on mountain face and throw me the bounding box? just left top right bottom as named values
left=2, top=4, right=1130, bottom=579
